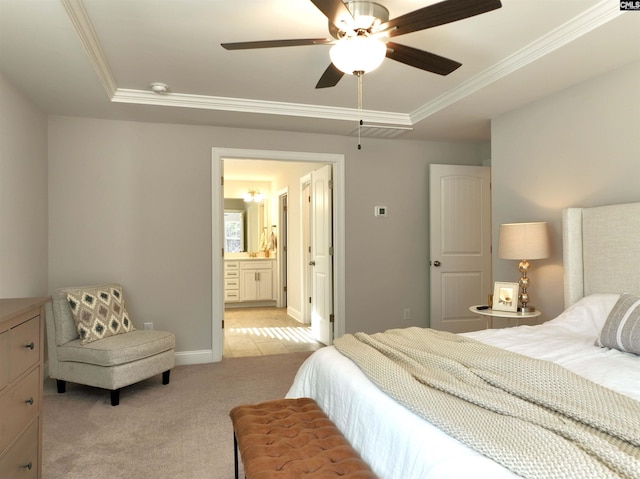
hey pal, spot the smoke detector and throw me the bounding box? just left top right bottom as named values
left=149, top=82, right=169, bottom=94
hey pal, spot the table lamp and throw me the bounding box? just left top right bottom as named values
left=498, top=222, right=550, bottom=312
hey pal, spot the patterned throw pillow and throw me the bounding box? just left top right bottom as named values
left=66, top=285, right=135, bottom=345
left=595, top=293, right=640, bottom=355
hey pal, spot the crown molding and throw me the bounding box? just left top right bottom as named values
left=61, top=0, right=117, bottom=97
left=410, top=0, right=622, bottom=123
left=64, top=0, right=620, bottom=130
left=112, top=88, right=412, bottom=125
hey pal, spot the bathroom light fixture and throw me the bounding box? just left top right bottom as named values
left=243, top=190, right=264, bottom=203
left=498, top=222, right=550, bottom=312
left=329, top=36, right=386, bottom=75
left=149, top=82, right=169, bottom=94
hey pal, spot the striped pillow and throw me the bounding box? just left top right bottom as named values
left=595, top=293, right=640, bottom=355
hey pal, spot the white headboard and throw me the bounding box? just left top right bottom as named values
left=563, top=202, right=640, bottom=308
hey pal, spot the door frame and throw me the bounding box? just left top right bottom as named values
left=277, top=188, right=288, bottom=309
left=211, top=147, right=345, bottom=362
left=300, top=175, right=311, bottom=325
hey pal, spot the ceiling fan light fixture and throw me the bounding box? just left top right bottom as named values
left=330, top=36, right=386, bottom=75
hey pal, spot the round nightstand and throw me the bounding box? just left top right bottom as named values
left=469, top=305, right=541, bottom=329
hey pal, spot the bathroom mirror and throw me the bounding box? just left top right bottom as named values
left=223, top=198, right=267, bottom=253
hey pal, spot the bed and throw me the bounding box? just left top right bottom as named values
left=286, top=202, right=640, bottom=479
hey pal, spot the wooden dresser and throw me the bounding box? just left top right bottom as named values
left=0, top=297, right=49, bottom=479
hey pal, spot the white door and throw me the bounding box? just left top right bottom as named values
left=429, top=164, right=492, bottom=332
left=310, top=165, right=333, bottom=345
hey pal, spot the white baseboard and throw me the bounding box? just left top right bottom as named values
left=175, top=350, right=218, bottom=365
left=287, top=305, right=302, bottom=322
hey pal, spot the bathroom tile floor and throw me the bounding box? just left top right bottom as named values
left=224, top=307, right=323, bottom=357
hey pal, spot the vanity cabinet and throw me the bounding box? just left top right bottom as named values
left=224, top=259, right=274, bottom=304
left=224, top=261, right=241, bottom=302
left=0, top=297, right=49, bottom=479
left=240, top=261, right=273, bottom=302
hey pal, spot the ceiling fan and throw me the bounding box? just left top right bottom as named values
left=221, top=0, right=502, bottom=89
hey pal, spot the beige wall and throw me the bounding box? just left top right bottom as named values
left=491, top=61, right=640, bottom=324
left=0, top=72, right=48, bottom=297
left=47, top=116, right=486, bottom=354
left=6, top=58, right=637, bottom=357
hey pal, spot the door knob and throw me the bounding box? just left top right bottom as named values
left=433, top=260, right=441, bottom=267
left=309, top=260, right=316, bottom=266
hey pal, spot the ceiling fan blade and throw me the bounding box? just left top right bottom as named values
left=310, top=0, right=355, bottom=28
left=383, top=0, right=502, bottom=38
left=386, top=42, right=461, bottom=76
left=222, top=38, right=332, bottom=50
left=316, top=63, right=345, bottom=89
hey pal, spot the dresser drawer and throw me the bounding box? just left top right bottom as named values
left=0, top=331, right=8, bottom=392
left=225, top=290, right=240, bottom=302
left=0, top=419, right=38, bottom=479
left=224, top=270, right=240, bottom=279
left=240, top=260, right=272, bottom=270
left=0, top=368, right=40, bottom=453
left=224, top=261, right=240, bottom=270
left=225, top=278, right=240, bottom=290
left=9, top=316, right=40, bottom=383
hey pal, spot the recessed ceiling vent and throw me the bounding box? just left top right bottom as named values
left=347, top=124, right=413, bottom=139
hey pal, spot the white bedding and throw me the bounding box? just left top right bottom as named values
left=286, top=294, right=640, bottom=479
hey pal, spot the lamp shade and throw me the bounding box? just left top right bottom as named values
left=329, top=36, right=386, bottom=74
left=498, top=222, right=550, bottom=260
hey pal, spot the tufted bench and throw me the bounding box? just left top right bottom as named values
left=229, top=397, right=377, bottom=479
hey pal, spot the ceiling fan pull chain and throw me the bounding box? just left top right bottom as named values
left=357, top=71, right=363, bottom=150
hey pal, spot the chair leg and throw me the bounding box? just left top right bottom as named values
left=111, top=389, right=120, bottom=406
left=162, top=370, right=171, bottom=385
left=56, top=380, right=66, bottom=394
left=234, top=431, right=239, bottom=479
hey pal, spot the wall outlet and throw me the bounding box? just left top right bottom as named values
left=403, top=308, right=411, bottom=321
left=143, top=322, right=153, bottom=330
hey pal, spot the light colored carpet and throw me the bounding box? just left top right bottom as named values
left=42, top=352, right=312, bottom=479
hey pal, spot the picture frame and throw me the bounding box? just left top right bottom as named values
left=492, top=282, right=519, bottom=312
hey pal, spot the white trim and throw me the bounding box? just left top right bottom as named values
left=411, top=0, right=621, bottom=123
left=61, top=0, right=117, bottom=97
left=62, top=0, right=618, bottom=129
left=287, top=305, right=304, bottom=323
left=174, top=350, right=215, bottom=366
left=112, top=89, right=411, bottom=125
left=300, top=173, right=312, bottom=326
left=276, top=187, right=289, bottom=309
left=211, top=148, right=346, bottom=362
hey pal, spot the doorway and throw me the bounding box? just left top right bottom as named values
left=211, top=148, right=346, bottom=362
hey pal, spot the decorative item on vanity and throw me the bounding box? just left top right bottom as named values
left=498, top=222, right=550, bottom=312
left=267, top=225, right=277, bottom=251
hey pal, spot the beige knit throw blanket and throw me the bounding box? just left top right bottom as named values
left=333, top=327, right=640, bottom=479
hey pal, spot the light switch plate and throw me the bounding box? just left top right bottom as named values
left=374, top=206, right=388, bottom=217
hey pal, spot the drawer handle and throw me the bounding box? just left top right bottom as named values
left=25, top=397, right=34, bottom=405
left=23, top=462, right=33, bottom=470
left=25, top=342, right=35, bottom=350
